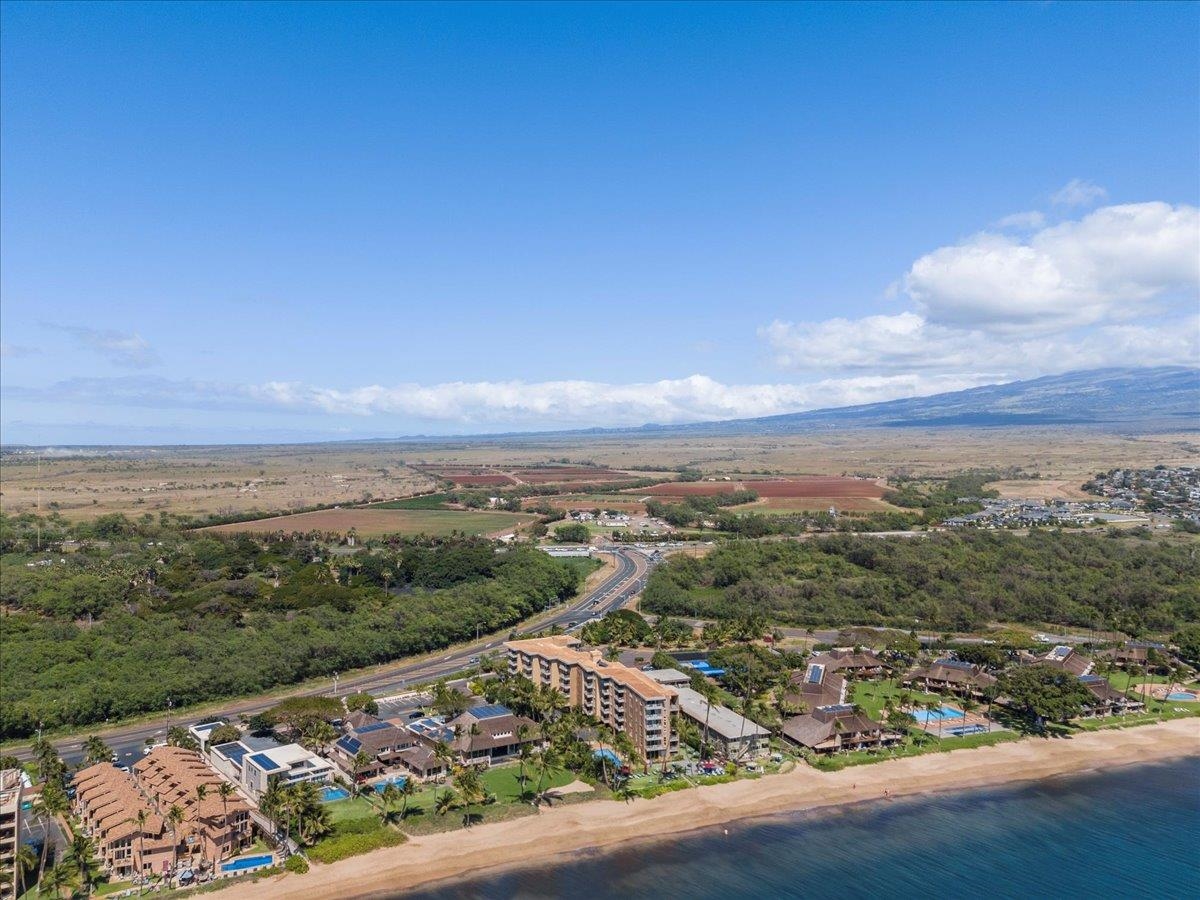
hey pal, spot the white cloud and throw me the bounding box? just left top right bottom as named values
left=1051, top=178, right=1108, bottom=208
left=993, top=210, right=1046, bottom=230
left=904, top=202, right=1199, bottom=333
left=764, top=311, right=1199, bottom=377
left=2, top=372, right=1007, bottom=428
left=48, top=325, right=161, bottom=368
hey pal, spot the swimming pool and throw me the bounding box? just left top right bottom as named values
left=221, top=854, right=274, bottom=873
left=372, top=777, right=407, bottom=793
left=1165, top=692, right=1197, bottom=701
left=593, top=749, right=621, bottom=766
left=321, top=786, right=350, bottom=802
left=913, top=706, right=966, bottom=724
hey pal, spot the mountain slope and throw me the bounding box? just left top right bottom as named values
left=638, top=367, right=1200, bottom=434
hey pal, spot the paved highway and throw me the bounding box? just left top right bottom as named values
left=21, top=546, right=655, bottom=768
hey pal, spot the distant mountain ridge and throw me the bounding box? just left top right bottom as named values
left=633, top=367, right=1200, bottom=435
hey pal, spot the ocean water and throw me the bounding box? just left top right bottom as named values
left=403, top=757, right=1199, bottom=900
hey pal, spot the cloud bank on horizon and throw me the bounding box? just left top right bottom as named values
left=6, top=189, right=1195, bottom=438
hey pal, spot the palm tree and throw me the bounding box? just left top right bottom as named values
left=217, top=781, right=236, bottom=864
left=82, top=735, right=112, bottom=766
left=959, top=698, right=979, bottom=735
left=192, top=783, right=209, bottom=871
left=698, top=681, right=718, bottom=759
left=38, top=861, right=71, bottom=899
left=534, top=746, right=562, bottom=804
left=166, top=804, right=186, bottom=878
left=397, top=777, right=416, bottom=821
left=63, top=832, right=100, bottom=897
left=131, top=808, right=150, bottom=894
left=516, top=726, right=535, bottom=788
left=14, top=842, right=37, bottom=897
left=433, top=788, right=458, bottom=820
left=453, top=766, right=485, bottom=827
left=376, top=782, right=400, bottom=825
left=290, top=782, right=332, bottom=845
left=432, top=741, right=455, bottom=783
left=351, top=750, right=373, bottom=792
left=925, top=700, right=943, bottom=738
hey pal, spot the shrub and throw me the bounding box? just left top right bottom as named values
left=283, top=855, right=309, bottom=874
left=307, top=822, right=406, bottom=865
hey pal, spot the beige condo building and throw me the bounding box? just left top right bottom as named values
left=505, top=635, right=679, bottom=761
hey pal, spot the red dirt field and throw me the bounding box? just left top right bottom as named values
left=634, top=477, right=886, bottom=499
left=441, top=474, right=516, bottom=486
left=512, top=468, right=630, bottom=483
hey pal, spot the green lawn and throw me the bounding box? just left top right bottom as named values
left=324, top=794, right=380, bottom=823
left=850, top=678, right=945, bottom=721
left=478, top=761, right=574, bottom=801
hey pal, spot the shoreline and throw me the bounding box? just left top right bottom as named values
left=223, top=718, right=1200, bottom=900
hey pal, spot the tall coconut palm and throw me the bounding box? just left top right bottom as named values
left=516, top=726, right=534, bottom=788
left=38, top=861, right=71, bottom=899
left=14, top=842, right=37, bottom=897
left=375, top=782, right=400, bottom=825
left=82, top=735, right=113, bottom=766
left=397, top=777, right=416, bottom=821
left=166, top=804, right=185, bottom=878
left=432, top=741, right=455, bottom=783
left=192, top=784, right=209, bottom=871
left=63, top=832, right=100, bottom=896
left=217, top=781, right=236, bottom=863
left=131, top=808, right=150, bottom=894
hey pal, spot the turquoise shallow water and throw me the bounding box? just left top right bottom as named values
left=402, top=756, right=1199, bottom=900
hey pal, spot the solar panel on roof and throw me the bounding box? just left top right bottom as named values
left=469, top=704, right=511, bottom=720
left=806, top=664, right=825, bottom=684
left=214, top=742, right=248, bottom=766
left=820, top=704, right=855, bottom=713
left=249, top=752, right=282, bottom=772
left=1051, top=646, right=1072, bottom=658
left=355, top=721, right=391, bottom=735
left=337, top=736, right=362, bottom=754
left=1080, top=675, right=1103, bottom=684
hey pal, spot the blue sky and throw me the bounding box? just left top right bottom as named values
left=2, top=1, right=1197, bottom=443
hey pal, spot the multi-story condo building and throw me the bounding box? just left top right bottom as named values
left=0, top=769, right=23, bottom=900
left=505, top=635, right=679, bottom=761
left=72, top=747, right=251, bottom=879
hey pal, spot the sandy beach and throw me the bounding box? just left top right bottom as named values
left=224, top=719, right=1199, bottom=900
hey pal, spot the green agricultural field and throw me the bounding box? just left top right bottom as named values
left=370, top=493, right=456, bottom=509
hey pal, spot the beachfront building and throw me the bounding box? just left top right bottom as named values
left=506, top=635, right=680, bottom=761
left=781, top=705, right=902, bottom=755
left=72, top=747, right=252, bottom=880
left=672, top=685, right=770, bottom=758
left=1036, top=645, right=1094, bottom=677
left=783, top=661, right=848, bottom=712
left=903, top=659, right=997, bottom=699
left=0, top=770, right=23, bottom=900
left=1098, top=641, right=1179, bottom=673
left=209, top=740, right=335, bottom=802
left=808, top=648, right=889, bottom=679
left=445, top=705, right=540, bottom=766
left=1078, top=675, right=1146, bottom=717
left=331, top=718, right=418, bottom=780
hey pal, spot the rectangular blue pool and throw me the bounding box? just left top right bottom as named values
left=321, top=786, right=350, bottom=802
left=373, top=777, right=407, bottom=793
left=221, top=854, right=274, bottom=873
left=913, top=706, right=965, bottom=724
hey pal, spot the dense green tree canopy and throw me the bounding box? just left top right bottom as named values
left=642, top=531, right=1199, bottom=633
left=0, top=515, right=581, bottom=739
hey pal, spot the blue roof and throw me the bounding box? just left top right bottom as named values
left=213, top=742, right=248, bottom=766
left=249, top=752, right=282, bottom=772
left=354, top=721, right=391, bottom=735
left=469, top=704, right=512, bottom=720
left=336, top=736, right=362, bottom=755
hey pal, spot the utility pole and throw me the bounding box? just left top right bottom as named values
left=333, top=672, right=339, bottom=698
